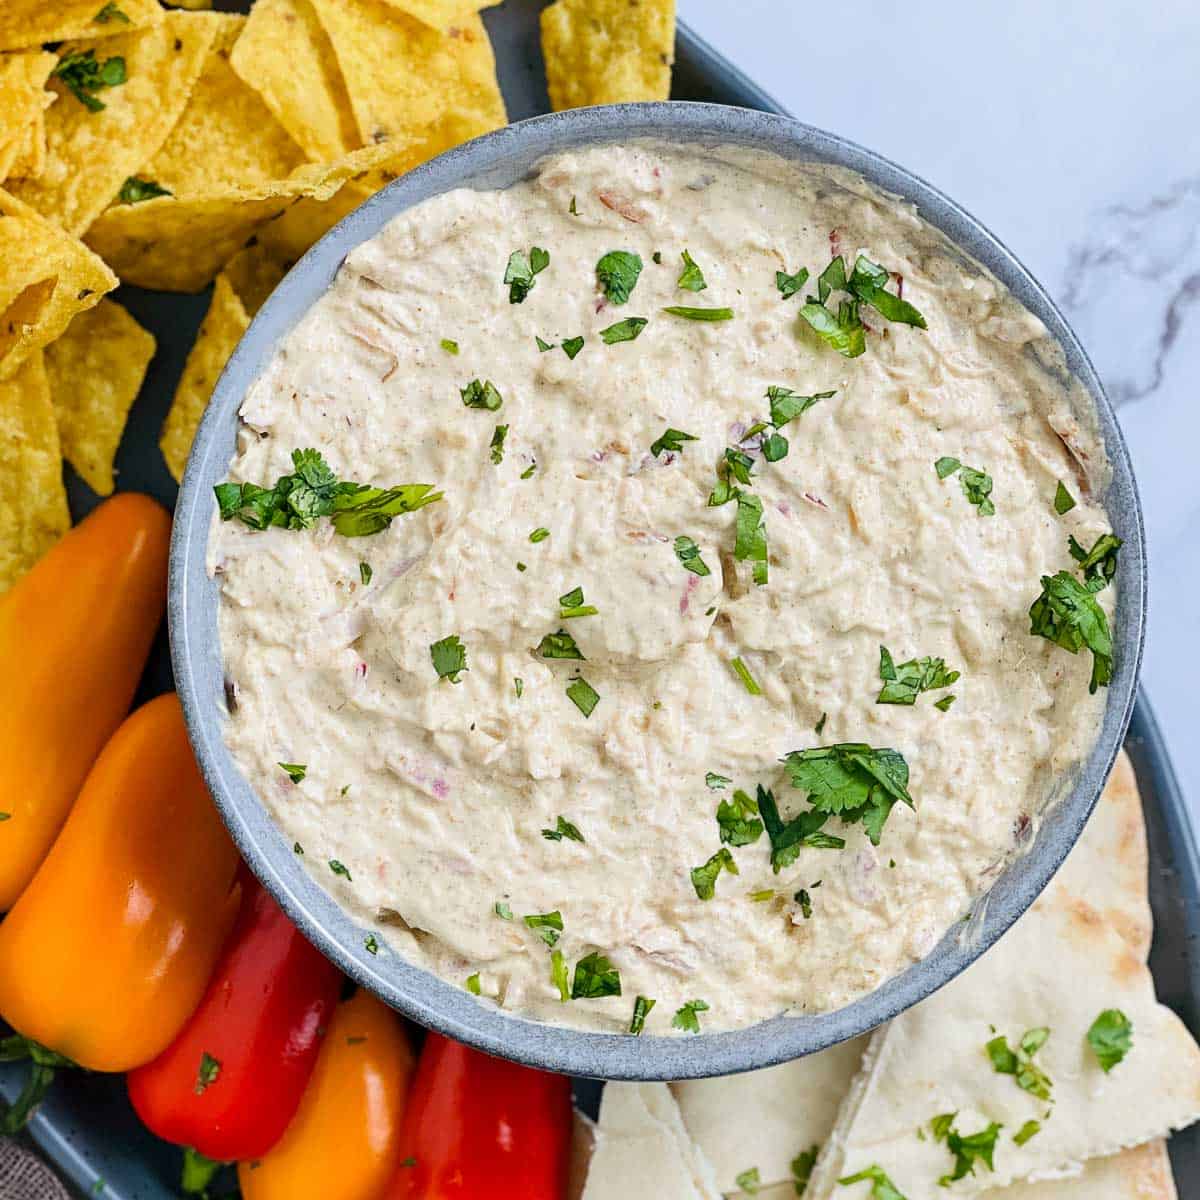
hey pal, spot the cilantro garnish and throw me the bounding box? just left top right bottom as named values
left=529, top=526, right=550, bottom=543
left=782, top=744, right=913, bottom=847
left=293, top=842, right=304, bottom=855
left=329, top=860, right=352, bottom=880
left=629, top=995, right=655, bottom=1035
left=551, top=950, right=569, bottom=1001
left=562, top=336, right=585, bottom=360
left=734, top=1167, right=760, bottom=1194
left=932, top=1116, right=1002, bottom=1186
left=194, top=1052, right=220, bottom=1095
left=735, top=492, right=768, bottom=585
left=651, top=427, right=697, bottom=457
left=662, top=305, right=734, bottom=321
left=358, top=561, right=372, bottom=585
left=440, top=338, right=459, bottom=354
left=800, top=298, right=865, bottom=357
left=559, top=586, right=598, bottom=619
left=1013, top=1120, right=1041, bottom=1146
left=536, top=336, right=554, bottom=352
left=672, top=999, right=709, bottom=1033
left=538, top=629, right=584, bottom=660
left=277, top=762, right=306, bottom=784
left=814, top=712, right=827, bottom=735
left=596, top=250, right=643, bottom=304
left=566, top=676, right=600, bottom=718
left=1029, top=571, right=1113, bottom=692
left=53, top=49, right=126, bottom=112
left=461, top=378, right=503, bottom=410
left=935, top=458, right=994, bottom=515
left=504, top=246, right=549, bottom=303
left=706, top=772, right=731, bottom=790
left=768, top=384, right=834, bottom=428
left=691, top=847, right=739, bottom=900
left=465, top=973, right=481, bottom=995
left=1069, top=532, right=1122, bottom=591
left=934, top=694, right=956, bottom=712
left=673, top=535, right=711, bottom=577
left=520, top=463, right=537, bottom=479
left=838, top=1165, right=908, bottom=1200
left=214, top=448, right=441, bottom=538
left=986, top=1027, right=1053, bottom=1100
left=717, top=789, right=764, bottom=847
left=118, top=177, right=170, bottom=204
left=360, top=933, right=378, bottom=956
left=489, top=423, right=507, bottom=465
left=600, top=317, right=648, bottom=344
left=494, top=902, right=513, bottom=920
left=677, top=250, right=707, bottom=292
left=775, top=266, right=809, bottom=300
left=523, top=910, right=563, bottom=947
left=542, top=815, right=585, bottom=843
left=95, top=3, right=131, bottom=22
left=571, top=952, right=621, bottom=998
left=758, top=784, right=845, bottom=872
left=877, top=645, right=960, bottom=705
left=514, top=677, right=524, bottom=697
left=569, top=196, right=578, bottom=215
left=724, top=447, right=755, bottom=486
left=430, top=635, right=467, bottom=683
left=800, top=254, right=925, bottom=357
left=1087, top=1008, right=1132, bottom=1071
left=795, top=888, right=813, bottom=918
left=792, top=1147, right=820, bottom=1192
left=729, top=656, right=762, bottom=695
left=1054, top=480, right=1076, bottom=515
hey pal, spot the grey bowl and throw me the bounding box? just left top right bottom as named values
left=170, top=101, right=1146, bottom=1081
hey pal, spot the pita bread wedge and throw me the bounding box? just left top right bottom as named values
left=1054, top=751, right=1151, bottom=960
left=983, top=1139, right=1176, bottom=1200
left=808, top=887, right=1200, bottom=1199
left=581, top=1083, right=722, bottom=1200
left=673, top=1036, right=869, bottom=1193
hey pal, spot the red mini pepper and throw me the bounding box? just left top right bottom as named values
left=126, top=871, right=341, bottom=1166
left=385, top=1032, right=572, bottom=1199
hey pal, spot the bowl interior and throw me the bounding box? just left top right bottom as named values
left=170, top=102, right=1145, bottom=1080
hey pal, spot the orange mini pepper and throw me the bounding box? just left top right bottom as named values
left=0, top=492, right=170, bottom=910
left=238, top=990, right=414, bottom=1200
left=0, top=693, right=242, bottom=1072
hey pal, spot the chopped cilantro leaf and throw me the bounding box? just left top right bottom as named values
left=717, top=788, right=764, bottom=847
left=194, top=1052, right=220, bottom=1095
left=53, top=49, right=126, bottom=112
left=489, top=423, right=508, bottom=465
left=673, top=534, right=711, bottom=577
left=1054, top=480, right=1076, bottom=515
left=838, top=1165, right=908, bottom=1200
left=662, top=305, right=734, bottom=321
left=538, top=629, right=584, bottom=660
left=118, top=177, right=170, bottom=204
left=461, top=378, right=503, bottom=410
left=542, top=815, right=585, bottom=843
left=520, top=462, right=537, bottom=479
left=735, top=492, right=768, bottom=585
left=1029, top=571, right=1113, bottom=692
left=1087, top=1008, right=1132, bottom=1072
left=596, top=250, right=643, bottom=304
left=775, top=266, right=809, bottom=300
left=1068, top=531, right=1122, bottom=591
left=359, top=561, right=372, bottom=585
left=767, top=385, right=833, bottom=428
left=816, top=254, right=847, bottom=304
left=730, top=656, right=762, bottom=695
left=523, top=910, right=564, bottom=947
left=562, top=336, right=585, bottom=359
left=293, top=842, right=303, bottom=855
left=936, top=1117, right=1002, bottom=1186
left=799, top=298, right=865, bottom=357
left=430, top=634, right=467, bottom=683
left=792, top=1147, right=820, bottom=1192
left=815, top=712, right=828, bottom=735
left=329, top=860, right=352, bottom=880
left=934, top=694, right=956, bottom=712
left=629, top=995, right=655, bottom=1035
left=876, top=645, right=960, bottom=705
left=1013, top=1120, right=1041, bottom=1146
left=986, top=1028, right=1053, bottom=1100
left=795, top=888, right=813, bottom=918
left=514, top=677, right=524, bottom=697
left=671, top=999, right=709, bottom=1033
left=758, top=784, right=845, bottom=872
left=277, top=762, right=306, bottom=784
left=95, top=3, right=131, bottom=22
left=529, top=526, right=550, bottom=543
left=724, top=447, right=755, bottom=485
left=651, top=427, right=697, bottom=457
left=569, top=196, right=578, bottom=215
left=734, top=1167, right=760, bottom=1194
left=364, top=933, right=379, bottom=955
left=440, top=338, right=459, bottom=354
left=551, top=950, right=569, bottom=1001
left=566, top=676, right=600, bottom=718
left=504, top=246, right=549, bottom=303
left=465, top=973, right=481, bottom=995
left=571, top=952, right=621, bottom=998
left=677, top=249, right=707, bottom=292
left=691, top=847, right=739, bottom=900
left=706, top=772, right=731, bottom=790
left=559, top=585, right=598, bottom=619
left=935, top=458, right=994, bottom=514
left=536, top=335, right=554, bottom=352
left=600, top=317, right=648, bottom=344
left=935, top=456, right=961, bottom=479
left=494, top=902, right=513, bottom=920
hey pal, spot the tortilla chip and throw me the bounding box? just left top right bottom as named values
left=0, top=352, right=70, bottom=593
left=378, top=0, right=501, bottom=31
left=0, top=0, right=164, bottom=52
left=44, top=299, right=155, bottom=496
left=229, top=0, right=360, bottom=163
left=160, top=272, right=248, bottom=482
left=541, top=0, right=675, bottom=111
left=7, top=114, right=46, bottom=181
left=141, top=14, right=306, bottom=197
left=221, top=240, right=289, bottom=316
left=309, top=0, right=506, bottom=145
left=85, top=140, right=401, bottom=292
left=0, top=188, right=116, bottom=381
left=0, top=51, right=55, bottom=180
left=10, top=13, right=220, bottom=235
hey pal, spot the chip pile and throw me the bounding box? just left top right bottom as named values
left=0, top=0, right=676, bottom=594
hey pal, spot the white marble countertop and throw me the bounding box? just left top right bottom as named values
left=682, top=0, right=1200, bottom=814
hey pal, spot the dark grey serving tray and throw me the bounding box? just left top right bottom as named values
left=2, top=1, right=1195, bottom=1195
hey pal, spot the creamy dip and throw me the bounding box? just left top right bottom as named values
left=210, top=143, right=1116, bottom=1035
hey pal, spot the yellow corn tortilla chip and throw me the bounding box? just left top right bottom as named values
left=378, top=0, right=501, bottom=31
left=0, top=51, right=56, bottom=179
left=0, top=0, right=164, bottom=52
left=160, top=273, right=248, bottom=483
left=0, top=352, right=70, bottom=593
left=221, top=240, right=290, bottom=316
left=0, top=188, right=117, bottom=381
left=85, top=140, right=402, bottom=292
left=10, top=12, right=221, bottom=235
left=309, top=0, right=506, bottom=145
left=141, top=14, right=306, bottom=197
left=541, top=0, right=675, bottom=111
left=7, top=114, right=46, bottom=181
left=44, top=299, right=155, bottom=496
left=229, top=0, right=360, bottom=163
